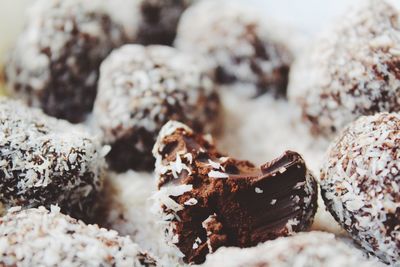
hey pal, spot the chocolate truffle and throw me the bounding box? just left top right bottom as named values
left=289, top=0, right=400, bottom=137
left=0, top=98, right=107, bottom=221
left=5, top=0, right=128, bottom=123
left=320, top=113, right=400, bottom=265
left=0, top=206, right=156, bottom=267
left=152, top=121, right=318, bottom=264
left=202, top=232, right=380, bottom=267
left=93, top=44, right=219, bottom=172
left=175, top=0, right=292, bottom=97
left=137, top=0, right=191, bottom=45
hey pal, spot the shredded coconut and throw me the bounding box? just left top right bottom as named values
left=208, top=170, right=229, bottom=179
left=0, top=206, right=156, bottom=267
left=289, top=0, right=400, bottom=137
left=320, top=112, right=400, bottom=265
left=0, top=98, right=106, bottom=220
left=202, top=232, right=382, bottom=267
left=175, top=0, right=292, bottom=96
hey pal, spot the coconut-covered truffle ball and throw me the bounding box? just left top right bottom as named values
left=175, top=0, right=292, bottom=97
left=5, top=0, right=128, bottom=123
left=0, top=206, right=156, bottom=267
left=202, top=232, right=380, bottom=267
left=136, top=0, right=192, bottom=45
left=93, top=44, right=220, bottom=172
left=0, top=98, right=107, bottom=221
left=289, top=0, right=400, bottom=137
left=320, top=113, right=400, bottom=265
left=152, top=121, right=318, bottom=264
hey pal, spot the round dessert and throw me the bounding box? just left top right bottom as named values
left=175, top=0, right=292, bottom=97
left=0, top=98, right=107, bottom=221
left=202, top=232, right=379, bottom=267
left=136, top=0, right=191, bottom=45
left=320, top=112, right=400, bottom=265
left=93, top=44, right=220, bottom=172
left=288, top=0, right=400, bottom=137
left=152, top=121, right=318, bottom=264
left=0, top=206, right=156, bottom=267
left=5, top=0, right=128, bottom=123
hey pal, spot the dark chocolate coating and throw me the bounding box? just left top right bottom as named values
left=137, top=0, right=190, bottom=45
left=106, top=127, right=156, bottom=172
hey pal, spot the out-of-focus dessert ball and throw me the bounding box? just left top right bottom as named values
left=175, top=0, right=292, bottom=97
left=202, top=232, right=380, bottom=267
left=289, top=0, right=400, bottom=137
left=93, top=44, right=220, bottom=172
left=136, top=0, right=192, bottom=45
left=5, top=0, right=128, bottom=123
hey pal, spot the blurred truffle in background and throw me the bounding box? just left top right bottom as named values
left=175, top=0, right=293, bottom=97
left=93, top=44, right=220, bottom=172
left=202, top=232, right=380, bottom=267
left=4, top=0, right=129, bottom=123
left=3, top=0, right=194, bottom=123
left=136, top=0, right=193, bottom=45
left=288, top=0, right=400, bottom=138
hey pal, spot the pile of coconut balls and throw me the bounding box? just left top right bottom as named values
left=1, top=0, right=399, bottom=266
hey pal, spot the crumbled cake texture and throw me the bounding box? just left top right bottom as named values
left=0, top=206, right=156, bottom=267
left=175, top=0, right=292, bottom=97
left=289, top=0, right=400, bottom=137
left=0, top=98, right=107, bottom=221
left=152, top=121, right=318, bottom=264
left=202, top=232, right=381, bottom=267
left=320, top=113, right=400, bottom=265
left=4, top=0, right=128, bottom=123
left=94, top=44, right=220, bottom=172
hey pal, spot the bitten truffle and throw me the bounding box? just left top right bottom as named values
left=5, top=0, right=128, bottom=123
left=0, top=98, right=107, bottom=221
left=93, top=44, right=219, bottom=172
left=320, top=112, right=400, bottom=265
left=136, top=0, right=191, bottom=45
left=0, top=206, right=156, bottom=267
left=202, top=232, right=380, bottom=267
left=152, top=121, right=318, bottom=264
left=175, top=0, right=292, bottom=97
left=289, top=0, right=400, bottom=137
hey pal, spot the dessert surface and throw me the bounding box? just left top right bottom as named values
left=0, top=206, right=156, bottom=266
left=0, top=98, right=107, bottom=221
left=0, top=0, right=399, bottom=267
